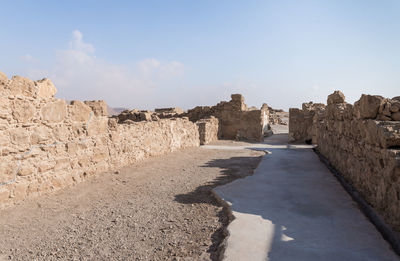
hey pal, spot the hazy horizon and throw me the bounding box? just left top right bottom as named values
left=1, top=0, right=399, bottom=110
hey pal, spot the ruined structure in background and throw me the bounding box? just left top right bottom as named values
left=0, top=71, right=273, bottom=207
left=185, top=94, right=269, bottom=141
left=196, top=116, right=219, bottom=145
left=268, top=107, right=288, bottom=125
left=289, top=90, right=400, bottom=233
left=288, top=102, right=325, bottom=143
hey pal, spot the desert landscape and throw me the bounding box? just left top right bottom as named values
left=1, top=1, right=400, bottom=260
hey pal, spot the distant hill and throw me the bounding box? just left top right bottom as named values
left=108, top=106, right=128, bottom=116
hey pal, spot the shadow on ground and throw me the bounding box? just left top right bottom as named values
left=174, top=154, right=263, bottom=261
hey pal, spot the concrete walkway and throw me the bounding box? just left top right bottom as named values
left=211, top=127, right=399, bottom=261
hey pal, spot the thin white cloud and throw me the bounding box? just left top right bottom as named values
left=24, top=30, right=185, bottom=109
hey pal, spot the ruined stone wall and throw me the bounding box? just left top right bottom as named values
left=290, top=90, right=400, bottom=232
left=185, top=94, right=268, bottom=141
left=196, top=116, right=219, bottom=145
left=0, top=72, right=200, bottom=207
left=289, top=102, right=325, bottom=143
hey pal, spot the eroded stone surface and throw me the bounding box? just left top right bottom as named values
left=36, top=78, right=57, bottom=99
left=289, top=91, right=400, bottom=234
left=327, top=90, right=345, bottom=105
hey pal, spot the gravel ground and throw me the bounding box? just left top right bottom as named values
left=0, top=140, right=264, bottom=261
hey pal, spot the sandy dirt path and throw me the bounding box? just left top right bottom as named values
left=0, top=140, right=263, bottom=261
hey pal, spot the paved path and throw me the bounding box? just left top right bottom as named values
left=211, top=126, right=399, bottom=261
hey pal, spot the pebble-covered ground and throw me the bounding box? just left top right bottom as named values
left=0, top=140, right=263, bottom=260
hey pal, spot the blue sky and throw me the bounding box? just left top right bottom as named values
left=1, top=0, right=399, bottom=110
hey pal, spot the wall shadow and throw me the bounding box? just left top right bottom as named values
left=174, top=154, right=263, bottom=261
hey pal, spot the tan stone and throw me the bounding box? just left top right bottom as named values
left=52, top=124, right=70, bottom=141
left=36, top=78, right=57, bottom=99
left=9, top=127, right=30, bottom=146
left=69, top=100, right=92, bottom=122
left=0, top=71, right=8, bottom=87
left=84, top=100, right=108, bottom=116
left=11, top=183, right=27, bottom=200
left=37, top=161, right=55, bottom=173
left=0, top=189, right=10, bottom=202
left=390, top=102, right=400, bottom=113
left=12, top=100, right=36, bottom=123
left=392, top=112, right=400, bottom=121
left=8, top=76, right=36, bottom=97
left=18, top=162, right=36, bottom=176
left=87, top=118, right=108, bottom=136
left=41, top=100, right=67, bottom=123
left=0, top=131, right=9, bottom=147
left=327, top=91, right=345, bottom=105
left=231, top=94, right=244, bottom=102
left=66, top=142, right=79, bottom=155
left=54, top=158, right=71, bottom=171
left=354, top=94, right=384, bottom=119
left=30, top=125, right=52, bottom=144
left=196, top=116, right=219, bottom=145
left=0, top=157, right=15, bottom=184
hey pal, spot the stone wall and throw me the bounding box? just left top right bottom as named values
left=290, top=90, right=400, bottom=233
left=185, top=94, right=268, bottom=141
left=0, top=72, right=200, bottom=208
left=196, top=116, right=219, bottom=145
left=288, top=102, right=325, bottom=143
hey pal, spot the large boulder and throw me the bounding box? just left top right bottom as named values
left=327, top=91, right=345, bottom=105
left=36, top=78, right=57, bottom=99
left=353, top=94, right=384, bottom=119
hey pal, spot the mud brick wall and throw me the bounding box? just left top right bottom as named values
left=185, top=94, right=268, bottom=141
left=290, top=90, right=400, bottom=232
left=196, top=116, right=219, bottom=145
left=0, top=72, right=200, bottom=208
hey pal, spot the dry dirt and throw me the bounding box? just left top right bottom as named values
left=0, top=140, right=264, bottom=261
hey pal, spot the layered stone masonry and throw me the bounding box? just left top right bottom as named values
left=0, top=72, right=200, bottom=208
left=289, top=90, right=400, bottom=233
left=196, top=116, right=219, bottom=145
left=184, top=94, right=269, bottom=141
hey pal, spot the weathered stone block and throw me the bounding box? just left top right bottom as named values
left=11, top=99, right=36, bottom=123
left=354, top=94, right=384, bottom=119
left=0, top=71, right=8, bottom=87
left=9, top=127, right=30, bottom=147
left=18, top=161, right=36, bottom=176
left=0, top=157, right=15, bottom=184
left=69, top=100, right=92, bottom=122
left=30, top=125, right=53, bottom=145
left=196, top=116, right=219, bottom=145
left=35, top=78, right=57, bottom=99
left=41, top=100, right=67, bottom=123
left=392, top=112, right=400, bottom=121
left=8, top=76, right=36, bottom=97
left=84, top=100, right=108, bottom=116
left=327, top=91, right=345, bottom=105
